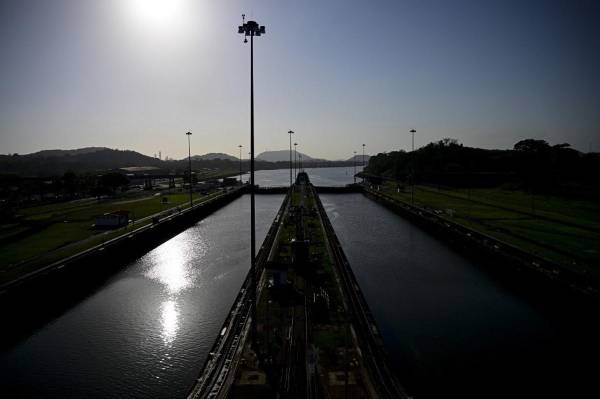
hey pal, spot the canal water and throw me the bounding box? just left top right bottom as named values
left=0, top=194, right=284, bottom=398
left=3, top=167, right=596, bottom=398
left=321, top=193, right=600, bottom=398
left=247, top=165, right=364, bottom=187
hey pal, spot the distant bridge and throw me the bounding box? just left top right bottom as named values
left=254, top=185, right=362, bottom=194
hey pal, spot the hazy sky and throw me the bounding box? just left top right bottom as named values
left=1, top=0, right=599, bottom=159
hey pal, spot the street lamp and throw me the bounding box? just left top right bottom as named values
left=294, top=143, right=298, bottom=180
left=238, top=14, right=266, bottom=347
left=287, top=130, right=294, bottom=187
left=409, top=129, right=416, bottom=206
left=238, top=144, right=243, bottom=183
left=362, top=144, right=366, bottom=166
left=353, top=151, right=357, bottom=184
left=362, top=143, right=366, bottom=183
left=186, top=131, right=193, bottom=208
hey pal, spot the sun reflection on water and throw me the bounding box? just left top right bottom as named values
left=144, top=234, right=207, bottom=347
left=145, top=236, right=198, bottom=294
left=160, top=300, right=179, bottom=345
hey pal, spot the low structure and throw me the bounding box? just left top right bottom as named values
left=95, top=210, right=129, bottom=229
left=222, top=177, right=238, bottom=186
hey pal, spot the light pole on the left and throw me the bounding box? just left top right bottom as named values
left=238, top=144, right=243, bottom=183
left=353, top=151, right=357, bottom=184
left=362, top=144, right=366, bottom=166
left=238, top=14, right=266, bottom=348
left=409, top=129, right=416, bottom=206
left=186, top=131, right=193, bottom=208
left=287, top=130, right=294, bottom=186
left=362, top=143, right=366, bottom=183
left=294, top=142, right=298, bottom=179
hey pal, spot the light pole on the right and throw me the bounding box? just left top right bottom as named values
left=353, top=151, right=357, bottom=184
left=362, top=143, right=366, bottom=183
left=409, top=129, right=416, bottom=206
left=186, top=131, right=193, bottom=208
left=287, top=130, right=294, bottom=187
left=238, top=144, right=243, bottom=183
left=294, top=142, right=298, bottom=180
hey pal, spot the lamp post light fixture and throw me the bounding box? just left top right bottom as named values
left=294, top=142, right=298, bottom=181
left=353, top=151, right=357, bottom=184
left=409, top=129, right=416, bottom=206
left=238, top=144, right=243, bottom=183
left=362, top=144, right=366, bottom=166
left=362, top=143, right=366, bottom=183
left=238, top=14, right=266, bottom=347
left=287, top=130, right=294, bottom=187
left=186, top=131, right=193, bottom=208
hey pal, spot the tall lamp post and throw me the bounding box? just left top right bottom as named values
left=294, top=143, right=298, bottom=180
left=409, top=129, right=416, bottom=206
left=362, top=143, right=366, bottom=183
left=238, top=14, right=265, bottom=347
left=353, top=151, right=357, bottom=184
left=186, top=131, right=193, bottom=208
left=287, top=130, right=294, bottom=186
left=238, top=144, right=243, bottom=183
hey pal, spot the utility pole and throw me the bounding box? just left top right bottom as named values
left=186, top=131, right=193, bottom=208
left=353, top=151, right=357, bottom=184
left=238, top=144, right=243, bottom=183
left=362, top=143, right=366, bottom=183
left=409, top=129, right=416, bottom=206
left=238, top=14, right=266, bottom=348
left=294, top=142, right=298, bottom=181
left=288, top=130, right=294, bottom=186
left=362, top=144, right=365, bottom=166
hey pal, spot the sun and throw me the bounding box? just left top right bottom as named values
left=125, top=0, right=189, bottom=33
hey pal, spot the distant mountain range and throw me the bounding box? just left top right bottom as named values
left=191, top=153, right=239, bottom=162
left=0, top=147, right=163, bottom=176
left=0, top=147, right=361, bottom=177
left=346, top=154, right=371, bottom=163
left=190, top=150, right=370, bottom=163
left=23, top=147, right=109, bottom=158
left=256, top=150, right=325, bottom=163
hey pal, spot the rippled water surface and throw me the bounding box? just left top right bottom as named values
left=322, top=193, right=599, bottom=398
left=5, top=169, right=596, bottom=399
left=0, top=194, right=283, bottom=398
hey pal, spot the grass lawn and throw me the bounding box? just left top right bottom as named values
left=420, top=185, right=600, bottom=231
left=0, top=189, right=223, bottom=282
left=379, top=182, right=600, bottom=276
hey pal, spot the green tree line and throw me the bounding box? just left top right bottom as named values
left=365, top=139, right=600, bottom=197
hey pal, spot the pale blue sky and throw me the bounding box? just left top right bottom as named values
left=1, top=0, right=599, bottom=159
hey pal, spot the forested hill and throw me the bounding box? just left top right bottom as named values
left=365, top=139, right=600, bottom=196
left=0, top=147, right=356, bottom=177
left=0, top=148, right=163, bottom=177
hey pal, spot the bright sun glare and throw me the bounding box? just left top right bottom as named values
left=126, top=0, right=189, bottom=32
